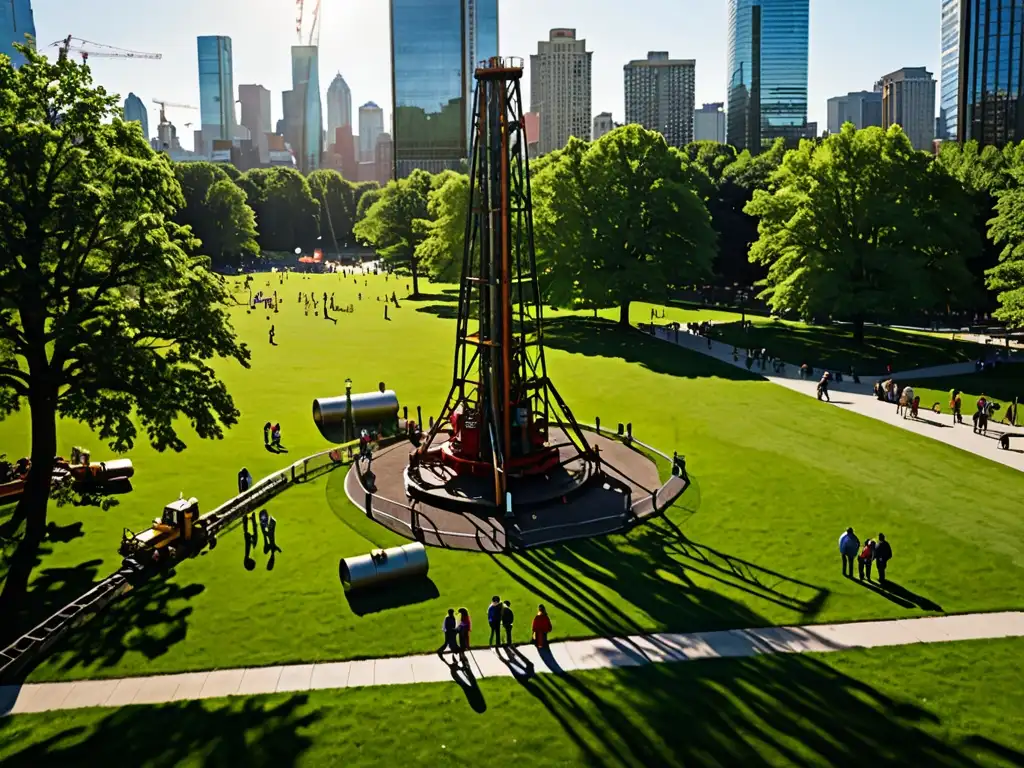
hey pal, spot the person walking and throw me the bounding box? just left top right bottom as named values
left=501, top=600, right=515, bottom=646
left=858, top=539, right=876, bottom=581
left=817, top=372, right=831, bottom=402
left=532, top=604, right=553, bottom=648
left=456, top=607, right=472, bottom=660
left=436, top=609, right=459, bottom=659
left=838, top=527, right=860, bottom=578
left=487, top=596, right=503, bottom=648
left=263, top=421, right=272, bottom=447
left=951, top=389, right=963, bottom=425
left=874, top=533, right=893, bottom=586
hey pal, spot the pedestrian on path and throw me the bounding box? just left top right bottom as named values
left=501, top=600, right=515, bottom=645
left=951, top=389, right=963, bottom=425
left=839, top=528, right=860, bottom=578
left=457, top=608, right=472, bottom=658
left=487, top=595, right=503, bottom=647
left=436, top=609, right=460, bottom=659
left=858, top=539, right=876, bottom=581
left=532, top=604, right=552, bottom=648
left=817, top=372, right=831, bottom=402
left=974, top=397, right=989, bottom=434
left=874, top=533, right=893, bottom=585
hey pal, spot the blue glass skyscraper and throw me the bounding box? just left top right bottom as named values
left=940, top=0, right=961, bottom=140
left=466, top=0, right=499, bottom=147
left=291, top=45, right=323, bottom=173
left=197, top=36, right=235, bottom=151
left=1, top=0, right=36, bottom=69
left=727, top=0, right=809, bottom=151
left=124, top=93, right=150, bottom=141
left=958, top=0, right=1024, bottom=146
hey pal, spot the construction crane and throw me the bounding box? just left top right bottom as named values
left=152, top=99, right=198, bottom=126
left=295, top=0, right=323, bottom=46
left=52, top=36, right=162, bottom=63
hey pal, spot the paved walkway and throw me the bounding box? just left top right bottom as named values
left=1, top=612, right=1021, bottom=716
left=651, top=327, right=1024, bottom=473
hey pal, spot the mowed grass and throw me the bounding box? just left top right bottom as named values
left=911, top=365, right=1024, bottom=425
left=2, top=274, right=1024, bottom=683
left=1, top=638, right=1021, bottom=767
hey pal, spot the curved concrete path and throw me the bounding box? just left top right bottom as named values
left=651, top=327, right=1024, bottom=473
left=2, top=611, right=1021, bottom=716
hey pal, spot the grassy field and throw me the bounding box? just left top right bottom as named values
left=0, top=637, right=1021, bottom=767
left=912, top=365, right=1024, bottom=426
left=2, top=273, right=1024, bottom=684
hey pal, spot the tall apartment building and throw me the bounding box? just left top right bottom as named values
left=359, top=102, right=385, bottom=162
left=197, top=36, right=236, bottom=156
left=879, top=67, right=936, bottom=150
left=727, top=0, right=810, bottom=151
left=623, top=51, right=695, bottom=148
left=1, top=0, right=35, bottom=68
left=939, top=0, right=960, bottom=140
left=123, top=93, right=150, bottom=141
left=593, top=112, right=614, bottom=139
left=239, top=84, right=272, bottom=164
left=958, top=0, right=1024, bottom=146
left=530, top=28, right=593, bottom=155
left=825, top=90, right=882, bottom=134
left=327, top=73, right=353, bottom=143
left=694, top=102, right=727, bottom=143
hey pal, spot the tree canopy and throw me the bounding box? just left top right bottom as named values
left=746, top=124, right=978, bottom=341
left=415, top=171, right=469, bottom=282
left=0, top=46, right=250, bottom=609
left=236, top=166, right=319, bottom=254
left=173, top=162, right=258, bottom=269
left=987, top=162, right=1024, bottom=329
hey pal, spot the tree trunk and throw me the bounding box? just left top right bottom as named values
left=0, top=388, right=58, bottom=614
left=852, top=316, right=866, bottom=346
left=618, top=300, right=631, bottom=328
left=411, top=263, right=420, bottom=299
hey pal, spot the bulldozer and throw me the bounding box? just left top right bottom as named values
left=120, top=495, right=213, bottom=566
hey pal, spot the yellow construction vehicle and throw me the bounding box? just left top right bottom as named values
left=120, top=495, right=211, bottom=564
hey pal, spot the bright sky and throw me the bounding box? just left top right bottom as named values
left=33, top=0, right=940, bottom=150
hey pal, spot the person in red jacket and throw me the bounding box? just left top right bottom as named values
left=532, top=604, right=553, bottom=648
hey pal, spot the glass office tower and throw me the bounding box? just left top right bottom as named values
left=959, top=0, right=1024, bottom=146
left=391, top=0, right=467, bottom=177
left=466, top=0, right=499, bottom=147
left=727, top=0, right=809, bottom=151
left=124, top=93, right=150, bottom=140
left=1, top=0, right=36, bottom=68
left=197, top=36, right=235, bottom=147
left=292, top=45, right=324, bottom=172
left=940, top=0, right=961, bottom=140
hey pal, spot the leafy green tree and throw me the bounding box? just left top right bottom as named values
left=353, top=170, right=432, bottom=295
left=416, top=172, right=469, bottom=281
left=354, top=185, right=384, bottom=224
left=202, top=179, right=260, bottom=268
left=0, top=47, right=250, bottom=609
left=236, top=166, right=319, bottom=254
left=308, top=169, right=357, bottom=251
left=986, top=160, right=1024, bottom=329
left=533, top=126, right=717, bottom=325
left=746, top=124, right=978, bottom=343
left=683, top=140, right=738, bottom=185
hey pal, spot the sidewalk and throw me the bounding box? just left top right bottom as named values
left=651, top=327, right=1024, bottom=473
left=2, top=611, right=1021, bottom=716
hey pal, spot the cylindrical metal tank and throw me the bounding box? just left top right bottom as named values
left=100, top=459, right=134, bottom=480
left=313, top=390, right=400, bottom=443
left=339, top=542, right=429, bottom=592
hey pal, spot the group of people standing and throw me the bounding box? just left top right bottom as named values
left=437, top=598, right=553, bottom=664
left=838, top=528, right=894, bottom=585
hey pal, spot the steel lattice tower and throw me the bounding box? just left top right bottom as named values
left=415, top=56, right=594, bottom=508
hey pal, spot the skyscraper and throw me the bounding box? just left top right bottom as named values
left=694, top=102, right=727, bottom=143
left=624, top=51, right=696, bottom=148
left=1, top=0, right=35, bottom=69
left=726, top=0, right=810, bottom=152
left=826, top=91, right=882, bottom=134
left=239, top=84, right=272, bottom=164
left=880, top=67, right=936, bottom=150
left=939, top=0, right=960, bottom=140
left=359, top=101, right=385, bottom=162
left=123, top=93, right=150, bottom=141
left=958, top=0, right=1024, bottom=146
left=197, top=36, right=236, bottom=155
left=593, top=112, right=614, bottom=139
left=327, top=73, right=353, bottom=143
left=390, top=0, right=467, bottom=177
left=291, top=45, right=323, bottom=172
left=465, top=0, right=499, bottom=145
left=530, top=28, right=593, bottom=155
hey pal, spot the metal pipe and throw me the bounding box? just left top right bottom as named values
left=339, top=542, right=429, bottom=592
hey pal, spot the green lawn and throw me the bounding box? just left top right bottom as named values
left=912, top=365, right=1024, bottom=425
left=1, top=637, right=1021, bottom=767
left=2, top=274, right=1024, bottom=684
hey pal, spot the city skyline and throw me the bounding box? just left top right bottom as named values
left=29, top=0, right=940, bottom=152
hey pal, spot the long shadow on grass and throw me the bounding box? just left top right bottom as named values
left=520, top=653, right=1022, bottom=767
left=494, top=516, right=827, bottom=640
left=0, top=693, right=320, bottom=767
left=16, top=568, right=206, bottom=681
left=538, top=317, right=764, bottom=382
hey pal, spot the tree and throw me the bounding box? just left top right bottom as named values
left=986, top=160, right=1024, bottom=328
left=308, top=169, right=357, bottom=251
left=746, top=124, right=978, bottom=343
left=353, top=170, right=433, bottom=295
left=0, top=47, right=250, bottom=610
left=533, top=125, right=717, bottom=325
left=354, top=185, right=384, bottom=224
left=202, top=179, right=260, bottom=268
left=415, top=172, right=469, bottom=281
left=236, top=166, right=319, bottom=254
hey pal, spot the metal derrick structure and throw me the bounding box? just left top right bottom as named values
left=417, top=57, right=594, bottom=507
left=296, top=0, right=323, bottom=46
